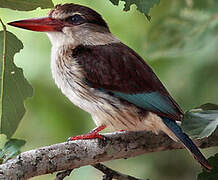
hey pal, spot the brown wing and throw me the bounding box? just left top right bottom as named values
left=72, top=43, right=183, bottom=120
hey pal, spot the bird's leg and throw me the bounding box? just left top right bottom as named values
left=119, top=129, right=127, bottom=132
left=68, top=125, right=106, bottom=141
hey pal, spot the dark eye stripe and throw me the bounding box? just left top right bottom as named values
left=65, top=13, right=108, bottom=29
left=65, top=14, right=85, bottom=25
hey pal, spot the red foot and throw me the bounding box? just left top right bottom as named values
left=119, top=129, right=127, bottom=132
left=68, top=125, right=106, bottom=141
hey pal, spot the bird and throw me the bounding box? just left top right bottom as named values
left=8, top=3, right=211, bottom=170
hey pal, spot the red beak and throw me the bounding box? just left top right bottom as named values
left=8, top=17, right=63, bottom=32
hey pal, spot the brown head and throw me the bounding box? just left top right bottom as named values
left=8, top=3, right=119, bottom=46
left=49, top=4, right=109, bottom=29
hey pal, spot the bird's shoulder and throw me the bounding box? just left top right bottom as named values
left=71, top=42, right=163, bottom=93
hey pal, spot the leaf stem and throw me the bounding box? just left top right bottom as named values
left=0, top=19, right=7, bottom=130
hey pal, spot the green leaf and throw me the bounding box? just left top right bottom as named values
left=197, top=153, right=218, bottom=180
left=0, top=0, right=54, bottom=11
left=0, top=138, right=26, bottom=164
left=0, top=20, right=33, bottom=138
left=110, top=0, right=119, bottom=5
left=181, top=104, right=218, bottom=139
left=192, top=0, right=218, bottom=13
left=198, top=103, right=218, bottom=111
left=145, top=8, right=218, bottom=60
left=0, top=134, right=7, bottom=149
left=109, top=0, right=160, bottom=20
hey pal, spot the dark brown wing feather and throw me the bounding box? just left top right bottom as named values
left=72, top=43, right=183, bottom=120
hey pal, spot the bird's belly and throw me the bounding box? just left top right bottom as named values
left=51, top=52, right=170, bottom=135
left=52, top=73, right=96, bottom=114
left=56, top=78, right=166, bottom=134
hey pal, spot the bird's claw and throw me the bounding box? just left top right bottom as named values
left=67, top=125, right=106, bottom=141
left=67, top=133, right=104, bottom=141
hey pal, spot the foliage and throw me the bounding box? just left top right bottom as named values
left=0, top=138, right=26, bottom=164
left=109, top=0, right=160, bottom=20
left=0, top=0, right=54, bottom=11
left=197, top=153, right=218, bottom=180
left=182, top=104, right=218, bottom=139
left=145, top=8, right=218, bottom=60
left=0, top=22, right=33, bottom=138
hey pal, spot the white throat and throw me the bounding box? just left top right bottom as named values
left=46, top=32, right=78, bottom=48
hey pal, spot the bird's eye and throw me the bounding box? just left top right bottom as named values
left=66, top=14, right=85, bottom=25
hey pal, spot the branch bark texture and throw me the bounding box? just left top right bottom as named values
left=0, top=130, right=217, bottom=180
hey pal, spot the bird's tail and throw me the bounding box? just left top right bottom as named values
left=161, top=117, right=212, bottom=171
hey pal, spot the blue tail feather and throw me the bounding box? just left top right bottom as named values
left=161, top=117, right=211, bottom=170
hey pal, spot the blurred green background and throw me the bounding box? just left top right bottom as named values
left=1, top=0, right=218, bottom=179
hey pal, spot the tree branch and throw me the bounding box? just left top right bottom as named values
left=92, top=163, right=144, bottom=180
left=0, top=130, right=217, bottom=180
left=55, top=169, right=73, bottom=180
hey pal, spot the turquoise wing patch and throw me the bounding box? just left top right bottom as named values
left=113, top=91, right=177, bottom=115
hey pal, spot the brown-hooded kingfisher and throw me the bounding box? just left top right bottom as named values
left=8, top=3, right=211, bottom=170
